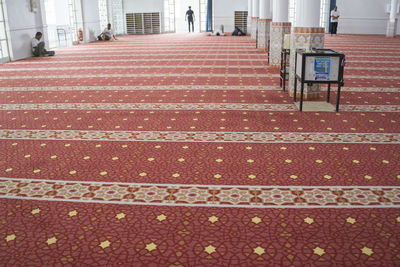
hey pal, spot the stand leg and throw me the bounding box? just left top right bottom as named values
left=293, top=78, right=297, bottom=102
left=300, top=82, right=305, bottom=112
left=336, top=85, right=341, bottom=112
left=283, top=79, right=286, bottom=91
left=327, top=83, right=331, bottom=103
left=283, top=71, right=286, bottom=91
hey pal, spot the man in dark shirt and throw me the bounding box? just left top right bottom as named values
left=185, top=6, right=195, bottom=32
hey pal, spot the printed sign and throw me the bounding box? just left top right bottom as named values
left=314, top=57, right=331, bottom=80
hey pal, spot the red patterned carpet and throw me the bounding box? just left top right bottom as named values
left=0, top=33, right=400, bottom=265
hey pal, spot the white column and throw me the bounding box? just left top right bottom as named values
left=259, top=0, right=271, bottom=19
left=387, top=0, right=399, bottom=37
left=252, top=0, right=260, bottom=18
left=258, top=0, right=271, bottom=49
left=269, top=0, right=290, bottom=67
left=295, top=0, right=320, bottom=27
left=272, top=0, right=289, bottom=22
left=251, top=0, right=260, bottom=39
left=288, top=0, right=324, bottom=100
left=248, top=0, right=253, bottom=27
left=248, top=0, right=253, bottom=18
left=390, top=0, right=399, bottom=21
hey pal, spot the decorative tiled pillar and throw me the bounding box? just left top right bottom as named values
left=269, top=22, right=291, bottom=67
left=251, top=18, right=258, bottom=39
left=270, top=0, right=290, bottom=67
left=288, top=0, right=324, bottom=100
left=386, top=19, right=398, bottom=37
left=257, top=0, right=271, bottom=49
left=288, top=27, right=325, bottom=100
left=257, top=19, right=271, bottom=49
left=386, top=0, right=399, bottom=37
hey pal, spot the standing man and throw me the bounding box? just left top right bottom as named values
left=330, top=6, right=340, bottom=35
left=186, top=6, right=195, bottom=32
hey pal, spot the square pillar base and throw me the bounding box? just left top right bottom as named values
left=269, top=22, right=291, bottom=67
left=251, top=17, right=258, bottom=40
left=288, top=27, right=325, bottom=100
left=386, top=19, right=398, bottom=37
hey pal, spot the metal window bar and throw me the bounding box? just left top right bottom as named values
left=126, top=13, right=161, bottom=34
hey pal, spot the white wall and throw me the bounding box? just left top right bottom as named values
left=123, top=0, right=163, bottom=13
left=214, top=0, right=248, bottom=33
left=81, top=0, right=101, bottom=42
left=336, top=0, right=399, bottom=35
left=5, top=0, right=48, bottom=60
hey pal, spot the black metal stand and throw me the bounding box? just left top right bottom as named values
left=293, top=49, right=345, bottom=112
left=280, top=49, right=290, bottom=91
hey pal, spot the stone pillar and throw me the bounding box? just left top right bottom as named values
left=248, top=0, right=253, bottom=36
left=257, top=0, right=272, bottom=49
left=288, top=0, right=325, bottom=100
left=251, top=0, right=259, bottom=39
left=269, top=0, right=291, bottom=67
left=386, top=0, right=399, bottom=37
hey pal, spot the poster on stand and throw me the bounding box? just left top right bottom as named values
left=314, top=57, right=331, bottom=80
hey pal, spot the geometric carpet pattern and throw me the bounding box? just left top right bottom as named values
left=0, top=33, right=399, bottom=265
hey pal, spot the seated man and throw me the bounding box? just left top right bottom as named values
left=232, top=26, right=246, bottom=36
left=32, top=32, right=55, bottom=57
left=98, top=23, right=117, bottom=41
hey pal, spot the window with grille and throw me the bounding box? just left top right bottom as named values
left=126, top=13, right=161, bottom=34
left=234, top=11, right=248, bottom=33
left=163, top=0, right=175, bottom=33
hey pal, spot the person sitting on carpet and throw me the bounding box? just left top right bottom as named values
left=98, top=23, right=117, bottom=41
left=232, top=26, right=246, bottom=36
left=32, top=32, right=55, bottom=57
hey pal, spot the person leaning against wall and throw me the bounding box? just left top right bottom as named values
left=32, top=32, right=55, bottom=57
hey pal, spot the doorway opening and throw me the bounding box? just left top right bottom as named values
left=163, top=0, right=213, bottom=33
left=68, top=0, right=83, bottom=44
left=44, top=0, right=75, bottom=48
